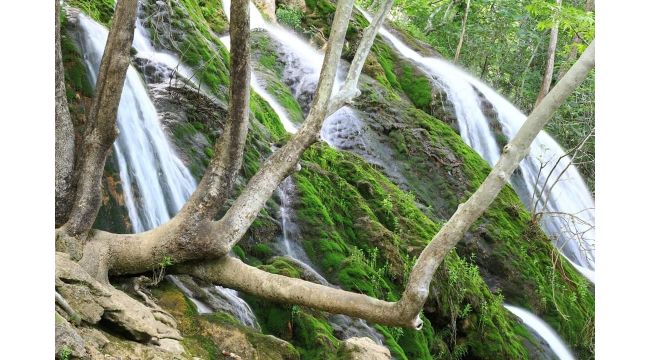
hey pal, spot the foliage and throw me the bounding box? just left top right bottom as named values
left=67, top=0, right=115, bottom=25
left=276, top=6, right=303, bottom=30
left=58, top=346, right=73, bottom=360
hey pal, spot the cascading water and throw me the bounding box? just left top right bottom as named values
left=69, top=7, right=258, bottom=327
left=504, top=305, right=576, bottom=360
left=218, top=35, right=298, bottom=133
left=357, top=7, right=595, bottom=282
left=72, top=12, right=196, bottom=233
left=354, top=6, right=587, bottom=359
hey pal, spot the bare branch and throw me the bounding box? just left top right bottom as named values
left=204, top=0, right=357, bottom=253
left=328, top=0, right=394, bottom=114
left=400, top=41, right=595, bottom=321
left=179, top=256, right=418, bottom=328
left=174, top=42, right=596, bottom=331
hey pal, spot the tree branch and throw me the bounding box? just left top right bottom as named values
left=62, top=0, right=139, bottom=237
left=178, top=256, right=420, bottom=328
left=328, top=0, right=394, bottom=114
left=76, top=0, right=359, bottom=277
left=173, top=0, right=251, bottom=225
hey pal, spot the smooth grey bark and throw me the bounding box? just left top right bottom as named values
left=55, top=0, right=76, bottom=227
left=534, top=0, right=562, bottom=107
left=328, top=0, right=393, bottom=113
left=62, top=0, right=139, bottom=237
left=453, top=0, right=470, bottom=63
left=185, top=41, right=595, bottom=329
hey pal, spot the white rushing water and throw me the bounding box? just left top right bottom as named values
left=74, top=13, right=197, bottom=233
left=357, top=7, right=595, bottom=281
left=218, top=35, right=298, bottom=133
left=220, top=1, right=385, bottom=343
left=72, top=9, right=258, bottom=327
left=504, top=305, right=576, bottom=360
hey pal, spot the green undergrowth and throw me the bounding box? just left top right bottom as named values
left=288, top=143, right=531, bottom=358
left=243, top=258, right=341, bottom=359
left=67, top=0, right=115, bottom=25
left=410, top=108, right=594, bottom=358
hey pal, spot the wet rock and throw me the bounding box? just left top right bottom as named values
left=253, top=0, right=277, bottom=22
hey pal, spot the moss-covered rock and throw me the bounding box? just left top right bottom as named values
left=152, top=280, right=300, bottom=359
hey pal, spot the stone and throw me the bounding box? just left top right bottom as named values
left=339, top=337, right=391, bottom=360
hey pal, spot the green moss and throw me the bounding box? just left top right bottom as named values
left=399, top=64, right=433, bottom=111
left=258, top=258, right=303, bottom=278
left=68, top=0, right=115, bottom=25
left=251, top=92, right=287, bottom=143
left=61, top=35, right=93, bottom=99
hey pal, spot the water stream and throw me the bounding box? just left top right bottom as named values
left=69, top=7, right=258, bottom=328
left=356, top=7, right=595, bottom=282
left=504, top=305, right=575, bottom=360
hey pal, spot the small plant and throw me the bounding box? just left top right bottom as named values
left=152, top=255, right=174, bottom=285
left=291, top=304, right=300, bottom=323
left=59, top=346, right=72, bottom=360
left=388, top=326, right=405, bottom=342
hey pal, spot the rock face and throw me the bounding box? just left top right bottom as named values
left=253, top=0, right=277, bottom=22
left=339, top=337, right=392, bottom=360
left=55, top=252, right=183, bottom=354
left=277, top=0, right=307, bottom=12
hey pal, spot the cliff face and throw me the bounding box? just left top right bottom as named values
left=56, top=0, right=594, bottom=359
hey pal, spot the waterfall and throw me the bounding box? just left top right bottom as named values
left=504, top=305, right=576, bottom=360
left=219, top=1, right=386, bottom=344
left=357, top=7, right=595, bottom=282
left=73, top=12, right=196, bottom=233
left=218, top=35, right=298, bottom=133
left=70, top=8, right=257, bottom=327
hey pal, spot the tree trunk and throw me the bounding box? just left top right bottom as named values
left=55, top=0, right=76, bottom=227
left=534, top=0, right=562, bottom=107
left=171, top=0, right=251, bottom=232
left=62, top=0, right=140, bottom=238
left=56, top=0, right=594, bottom=331
left=453, top=0, right=470, bottom=63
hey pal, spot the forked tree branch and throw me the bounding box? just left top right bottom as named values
left=76, top=0, right=366, bottom=276
left=183, top=41, right=596, bottom=329
left=328, top=0, right=394, bottom=114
